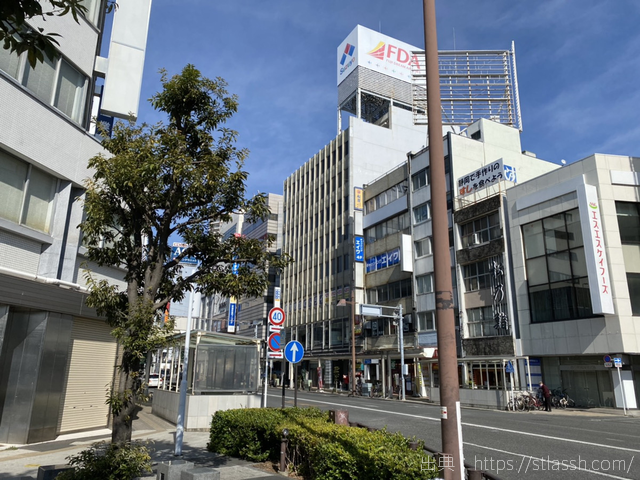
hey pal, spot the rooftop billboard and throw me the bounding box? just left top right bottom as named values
left=337, top=25, right=421, bottom=86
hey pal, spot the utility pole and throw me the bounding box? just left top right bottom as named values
left=422, top=1, right=463, bottom=479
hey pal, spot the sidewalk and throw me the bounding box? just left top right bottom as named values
left=0, top=405, right=283, bottom=480
left=305, top=386, right=640, bottom=417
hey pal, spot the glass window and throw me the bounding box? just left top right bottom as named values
left=4, top=38, right=88, bottom=125
left=462, top=259, right=491, bottom=291
left=523, top=221, right=545, bottom=259
left=543, top=214, right=569, bottom=254
left=80, top=0, right=101, bottom=25
left=0, top=150, right=57, bottom=232
left=412, top=167, right=429, bottom=191
left=23, top=55, right=56, bottom=104
left=417, top=311, right=435, bottom=331
left=416, top=273, right=433, bottom=294
left=23, top=166, right=57, bottom=231
left=460, top=212, right=501, bottom=248
left=522, top=209, right=593, bottom=323
left=616, top=202, right=640, bottom=315
left=0, top=151, right=29, bottom=223
left=413, top=202, right=430, bottom=224
left=0, top=42, right=22, bottom=79
left=466, top=306, right=495, bottom=337
left=55, top=59, right=86, bottom=122
left=415, top=237, right=432, bottom=257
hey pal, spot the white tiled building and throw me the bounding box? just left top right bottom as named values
left=506, top=154, right=640, bottom=409
left=0, top=0, right=152, bottom=443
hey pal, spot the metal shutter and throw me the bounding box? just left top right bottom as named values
left=58, top=317, right=117, bottom=434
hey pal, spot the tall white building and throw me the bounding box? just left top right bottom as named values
left=0, top=0, right=152, bottom=443
left=282, top=25, right=521, bottom=389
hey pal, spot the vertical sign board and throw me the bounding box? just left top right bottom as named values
left=354, top=187, right=364, bottom=211
left=227, top=301, right=237, bottom=333
left=274, top=287, right=281, bottom=308
left=579, top=184, right=614, bottom=314
left=354, top=236, right=364, bottom=262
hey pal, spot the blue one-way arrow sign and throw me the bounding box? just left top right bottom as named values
left=284, top=340, right=304, bottom=364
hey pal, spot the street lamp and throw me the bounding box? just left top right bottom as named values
left=336, top=296, right=357, bottom=397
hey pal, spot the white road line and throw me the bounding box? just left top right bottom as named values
left=466, top=442, right=634, bottom=480
left=272, top=394, right=640, bottom=455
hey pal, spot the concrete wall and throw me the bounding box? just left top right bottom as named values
left=152, top=390, right=262, bottom=430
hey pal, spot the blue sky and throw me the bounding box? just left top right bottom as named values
left=135, top=0, right=640, bottom=197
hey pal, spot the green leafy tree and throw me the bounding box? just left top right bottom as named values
left=81, top=64, right=290, bottom=443
left=0, top=0, right=115, bottom=67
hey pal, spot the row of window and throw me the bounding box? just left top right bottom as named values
left=0, top=37, right=89, bottom=124
left=366, top=278, right=412, bottom=304
left=287, top=142, right=349, bottom=196
left=616, top=202, right=640, bottom=315
left=364, top=211, right=410, bottom=244
left=522, top=209, right=593, bottom=323
left=460, top=212, right=501, bottom=247
left=364, top=179, right=408, bottom=215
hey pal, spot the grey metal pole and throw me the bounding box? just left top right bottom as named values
left=174, top=289, right=194, bottom=456
left=294, top=364, right=298, bottom=407
left=398, top=304, right=405, bottom=401
left=351, top=294, right=356, bottom=396
left=422, top=1, right=463, bottom=478
left=262, top=319, right=269, bottom=408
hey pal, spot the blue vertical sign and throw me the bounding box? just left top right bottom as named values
left=354, top=236, right=364, bottom=262
left=228, top=303, right=237, bottom=332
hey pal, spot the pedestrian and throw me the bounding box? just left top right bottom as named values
left=539, top=381, right=552, bottom=412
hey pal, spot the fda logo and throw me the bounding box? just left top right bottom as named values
left=503, top=164, right=517, bottom=183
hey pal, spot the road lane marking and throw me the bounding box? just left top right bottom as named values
left=270, top=394, right=640, bottom=455
left=466, top=442, right=634, bottom=480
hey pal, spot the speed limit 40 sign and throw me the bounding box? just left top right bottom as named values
left=268, top=307, right=285, bottom=327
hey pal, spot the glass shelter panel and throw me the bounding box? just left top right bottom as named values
left=193, top=345, right=259, bottom=393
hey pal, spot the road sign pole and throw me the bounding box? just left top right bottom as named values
left=262, top=318, right=269, bottom=408
left=294, top=363, right=298, bottom=407
left=281, top=360, right=287, bottom=409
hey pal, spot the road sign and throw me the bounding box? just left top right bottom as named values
left=505, top=361, right=514, bottom=374
left=604, top=355, right=612, bottom=363
left=284, top=340, right=304, bottom=364
left=268, top=307, right=285, bottom=327
left=268, top=332, right=281, bottom=351
left=604, top=362, right=613, bottom=368
left=267, top=350, right=283, bottom=359
left=614, top=357, right=622, bottom=368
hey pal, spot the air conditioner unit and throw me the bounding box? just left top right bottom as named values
left=469, top=233, right=481, bottom=246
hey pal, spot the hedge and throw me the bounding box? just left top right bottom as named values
left=208, top=407, right=437, bottom=479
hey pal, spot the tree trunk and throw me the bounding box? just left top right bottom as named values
left=111, top=366, right=137, bottom=443
left=111, top=402, right=136, bottom=443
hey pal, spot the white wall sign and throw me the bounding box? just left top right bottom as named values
left=580, top=185, right=614, bottom=314
left=337, top=25, right=421, bottom=85
left=457, top=159, right=516, bottom=197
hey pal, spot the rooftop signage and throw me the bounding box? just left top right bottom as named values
left=337, top=25, right=421, bottom=86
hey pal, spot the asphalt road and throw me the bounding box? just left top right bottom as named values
left=268, top=389, right=640, bottom=480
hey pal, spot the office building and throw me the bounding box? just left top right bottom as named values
left=0, top=0, right=152, bottom=443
